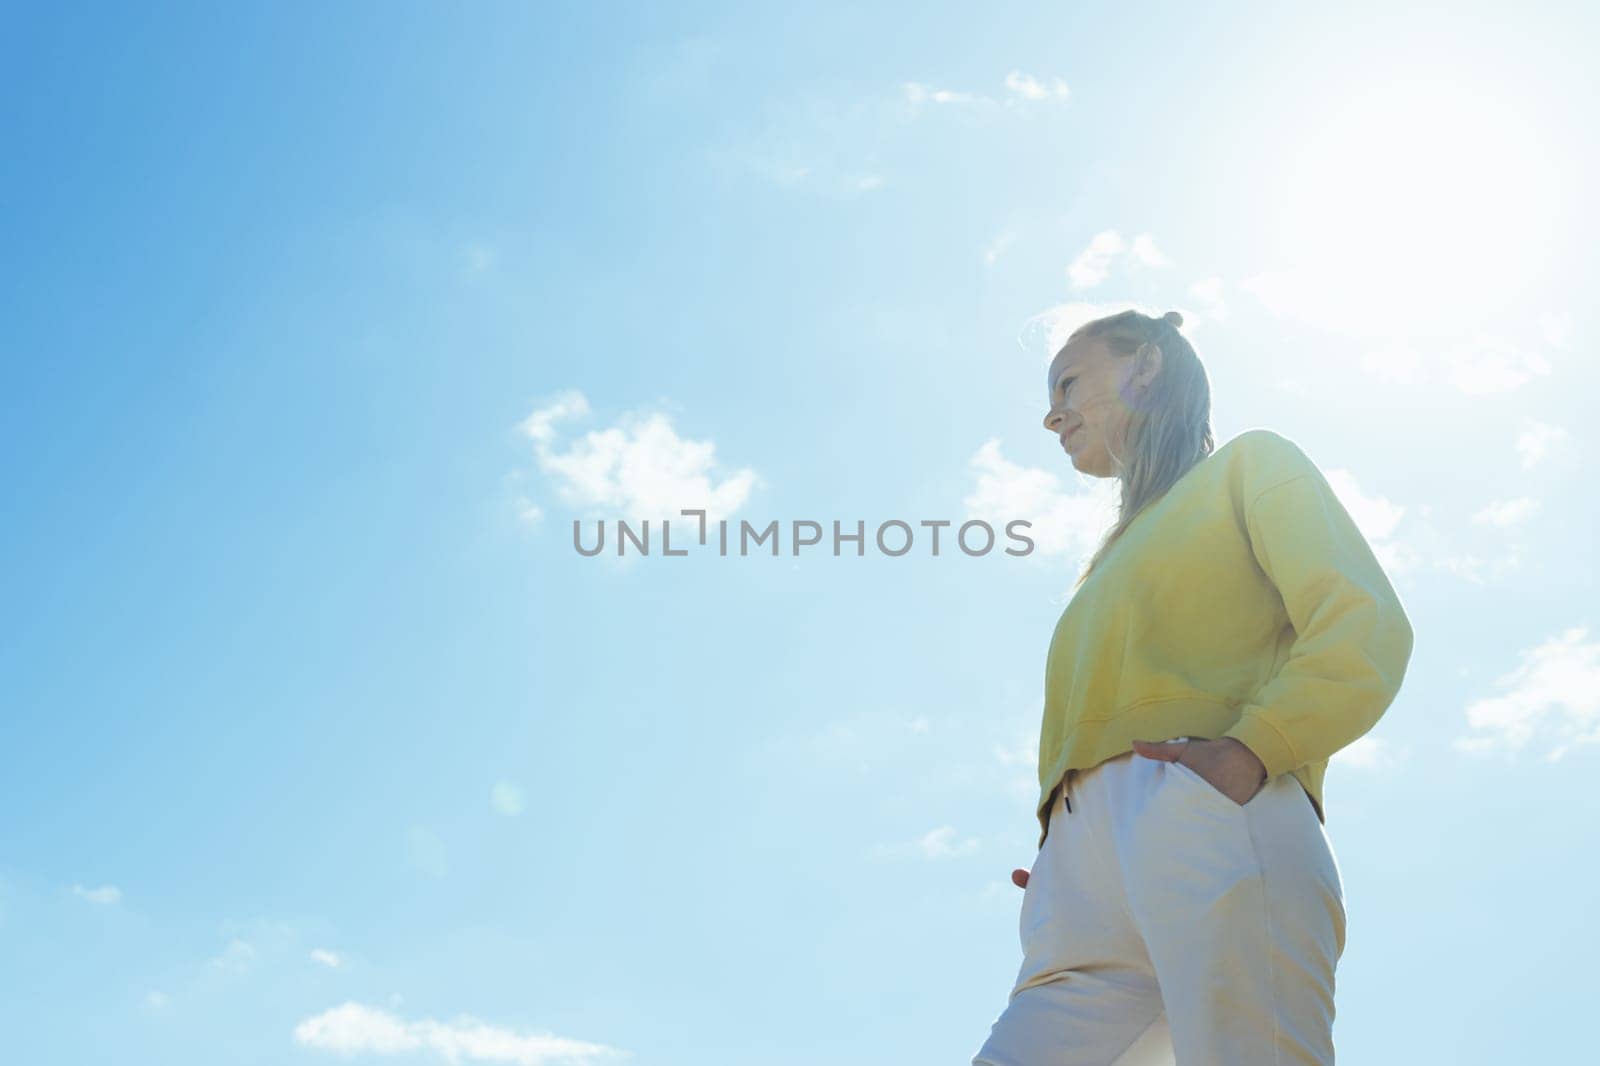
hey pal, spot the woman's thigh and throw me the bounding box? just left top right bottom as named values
left=973, top=756, right=1172, bottom=1066
left=1117, top=746, right=1347, bottom=1065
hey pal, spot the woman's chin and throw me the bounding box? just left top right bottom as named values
left=1067, top=448, right=1110, bottom=478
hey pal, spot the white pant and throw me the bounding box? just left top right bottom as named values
left=973, top=738, right=1347, bottom=1066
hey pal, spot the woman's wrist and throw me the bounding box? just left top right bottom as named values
left=1221, top=736, right=1268, bottom=783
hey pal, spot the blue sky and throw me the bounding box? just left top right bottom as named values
left=2, top=2, right=1597, bottom=1063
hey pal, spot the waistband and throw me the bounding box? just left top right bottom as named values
left=1056, top=736, right=1197, bottom=817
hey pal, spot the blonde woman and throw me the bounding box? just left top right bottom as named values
left=971, top=309, right=1415, bottom=1065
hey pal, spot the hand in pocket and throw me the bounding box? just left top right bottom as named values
left=1131, top=736, right=1268, bottom=806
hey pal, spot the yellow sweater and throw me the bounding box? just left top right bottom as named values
left=1034, top=428, right=1415, bottom=848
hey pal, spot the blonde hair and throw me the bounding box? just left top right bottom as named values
left=1069, top=309, right=1214, bottom=590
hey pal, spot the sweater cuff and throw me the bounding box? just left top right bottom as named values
left=1221, top=710, right=1300, bottom=781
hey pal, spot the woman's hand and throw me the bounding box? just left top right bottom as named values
left=1131, top=736, right=1267, bottom=806
left=1012, top=737, right=1269, bottom=890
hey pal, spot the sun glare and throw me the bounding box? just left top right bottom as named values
left=1261, top=74, right=1569, bottom=338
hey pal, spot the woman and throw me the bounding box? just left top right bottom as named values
left=971, top=309, right=1415, bottom=1065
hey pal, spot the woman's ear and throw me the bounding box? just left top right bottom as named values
left=1134, top=342, right=1163, bottom=388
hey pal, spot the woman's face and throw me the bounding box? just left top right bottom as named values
left=1041, top=334, right=1161, bottom=479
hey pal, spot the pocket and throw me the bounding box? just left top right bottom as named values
left=1166, top=758, right=1244, bottom=812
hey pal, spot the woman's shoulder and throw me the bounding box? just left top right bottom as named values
left=1217, top=428, right=1323, bottom=495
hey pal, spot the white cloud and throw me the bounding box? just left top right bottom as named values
left=918, top=825, right=980, bottom=859
left=503, top=470, right=544, bottom=527
left=1446, top=335, right=1553, bottom=394
left=293, top=1002, right=626, bottom=1065
left=298, top=1002, right=418, bottom=1055
left=1323, top=468, right=1406, bottom=543
left=1515, top=421, right=1569, bottom=469
left=71, top=883, right=120, bottom=905
left=491, top=781, right=525, bottom=817
left=1538, top=310, right=1571, bottom=348
left=517, top=392, right=760, bottom=525
left=1332, top=734, right=1405, bottom=771
left=1252, top=464, right=1522, bottom=588
left=993, top=728, right=1041, bottom=801
left=1003, top=71, right=1070, bottom=102
left=1427, top=543, right=1525, bottom=585
left=902, top=81, right=977, bottom=105
left=1067, top=230, right=1125, bottom=289
left=963, top=438, right=1117, bottom=562
left=1127, top=233, right=1168, bottom=267
left=978, top=878, right=1026, bottom=910
left=1242, top=270, right=1564, bottom=396
left=873, top=824, right=984, bottom=860
left=519, top=391, right=591, bottom=445
left=145, top=990, right=169, bottom=1009
left=1348, top=499, right=1522, bottom=586
left=1454, top=626, right=1600, bottom=761
left=310, top=948, right=342, bottom=969
left=719, top=73, right=1070, bottom=195
left=1316, top=466, right=1445, bottom=579
left=1242, top=269, right=1552, bottom=374
left=1237, top=269, right=1318, bottom=321
left=1067, top=230, right=1168, bottom=289
left=983, top=229, right=1016, bottom=267
left=906, top=72, right=1070, bottom=112
left=208, top=938, right=257, bottom=975
left=1187, top=276, right=1228, bottom=324
left=1471, top=497, right=1538, bottom=529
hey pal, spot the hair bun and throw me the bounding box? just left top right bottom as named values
left=1161, top=310, right=1183, bottom=328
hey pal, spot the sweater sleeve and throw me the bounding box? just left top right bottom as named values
left=1221, top=469, right=1416, bottom=780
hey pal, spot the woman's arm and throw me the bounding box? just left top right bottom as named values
left=1221, top=468, right=1416, bottom=780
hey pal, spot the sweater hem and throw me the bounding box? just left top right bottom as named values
left=1035, top=696, right=1324, bottom=848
